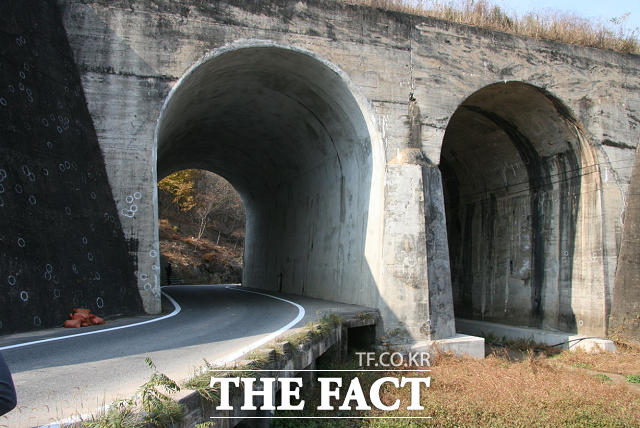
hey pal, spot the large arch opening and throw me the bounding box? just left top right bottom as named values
left=155, top=42, right=382, bottom=307
left=440, top=82, right=604, bottom=334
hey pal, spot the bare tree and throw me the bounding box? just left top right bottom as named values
left=192, top=172, right=245, bottom=241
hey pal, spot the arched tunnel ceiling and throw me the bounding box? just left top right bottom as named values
left=441, top=82, right=581, bottom=200
left=156, top=46, right=371, bottom=201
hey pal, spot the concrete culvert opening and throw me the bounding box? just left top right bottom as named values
left=440, top=82, right=605, bottom=336
left=155, top=43, right=382, bottom=306
left=346, top=325, right=377, bottom=351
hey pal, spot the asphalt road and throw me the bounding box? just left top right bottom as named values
left=0, top=285, right=304, bottom=428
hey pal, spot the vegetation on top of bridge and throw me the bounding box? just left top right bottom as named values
left=345, top=0, right=639, bottom=54
left=72, top=314, right=346, bottom=427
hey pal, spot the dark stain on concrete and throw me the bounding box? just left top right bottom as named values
left=602, top=139, right=636, bottom=150
left=556, top=151, right=580, bottom=332
left=464, top=105, right=551, bottom=326
left=458, top=202, right=475, bottom=315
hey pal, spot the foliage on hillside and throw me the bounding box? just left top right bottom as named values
left=158, top=169, right=200, bottom=212
left=158, top=170, right=245, bottom=285
left=346, top=0, right=639, bottom=54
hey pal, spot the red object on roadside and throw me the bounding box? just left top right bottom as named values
left=72, top=313, right=89, bottom=320
left=64, top=319, right=82, bottom=328
left=91, top=316, right=105, bottom=325
left=63, top=309, right=106, bottom=328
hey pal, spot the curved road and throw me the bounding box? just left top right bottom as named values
left=0, top=285, right=303, bottom=428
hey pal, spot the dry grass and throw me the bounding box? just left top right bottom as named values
left=363, top=352, right=640, bottom=427
left=553, top=344, right=640, bottom=375
left=343, top=0, right=639, bottom=54
left=273, top=349, right=640, bottom=427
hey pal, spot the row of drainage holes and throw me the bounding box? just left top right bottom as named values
left=0, top=309, right=108, bottom=330
left=5, top=275, right=58, bottom=287
left=12, top=186, right=38, bottom=202
left=6, top=83, right=30, bottom=93
left=1, top=193, right=102, bottom=210
left=43, top=119, right=71, bottom=133
left=0, top=319, right=44, bottom=330
left=14, top=292, right=103, bottom=308
left=9, top=261, right=107, bottom=286
left=0, top=160, right=92, bottom=178
left=60, top=162, right=79, bottom=171
left=45, top=114, right=70, bottom=124
left=3, top=84, right=34, bottom=103
left=0, top=192, right=86, bottom=206
left=1, top=100, right=87, bottom=129
left=8, top=186, right=46, bottom=203
left=0, top=160, right=77, bottom=177
left=0, top=183, right=90, bottom=204
left=1, top=191, right=93, bottom=208
left=7, top=59, right=81, bottom=92
left=44, top=272, right=60, bottom=283
left=7, top=260, right=102, bottom=284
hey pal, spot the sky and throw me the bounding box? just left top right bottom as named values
left=497, top=0, right=640, bottom=31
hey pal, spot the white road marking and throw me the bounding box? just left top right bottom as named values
left=10, top=285, right=305, bottom=428
left=0, top=291, right=181, bottom=351
left=211, top=286, right=306, bottom=366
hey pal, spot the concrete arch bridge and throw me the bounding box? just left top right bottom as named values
left=1, top=0, right=639, bottom=349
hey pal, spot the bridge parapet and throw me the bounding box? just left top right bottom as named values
left=174, top=310, right=379, bottom=427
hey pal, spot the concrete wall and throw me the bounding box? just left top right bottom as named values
left=611, top=143, right=640, bottom=344
left=441, top=83, right=605, bottom=334
left=54, top=0, right=640, bottom=342
left=0, top=0, right=143, bottom=333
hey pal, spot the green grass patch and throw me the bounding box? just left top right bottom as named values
left=626, top=374, right=640, bottom=384
left=593, top=374, right=611, bottom=383
left=571, top=362, right=594, bottom=369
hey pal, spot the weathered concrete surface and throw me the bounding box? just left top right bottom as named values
left=457, top=319, right=616, bottom=353
left=409, top=334, right=485, bottom=359
left=441, top=83, right=607, bottom=335
left=611, top=141, right=640, bottom=345
left=44, top=0, right=640, bottom=344
left=0, top=0, right=143, bottom=333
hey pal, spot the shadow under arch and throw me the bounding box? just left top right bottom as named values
left=440, top=81, right=605, bottom=334
left=154, top=41, right=385, bottom=309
